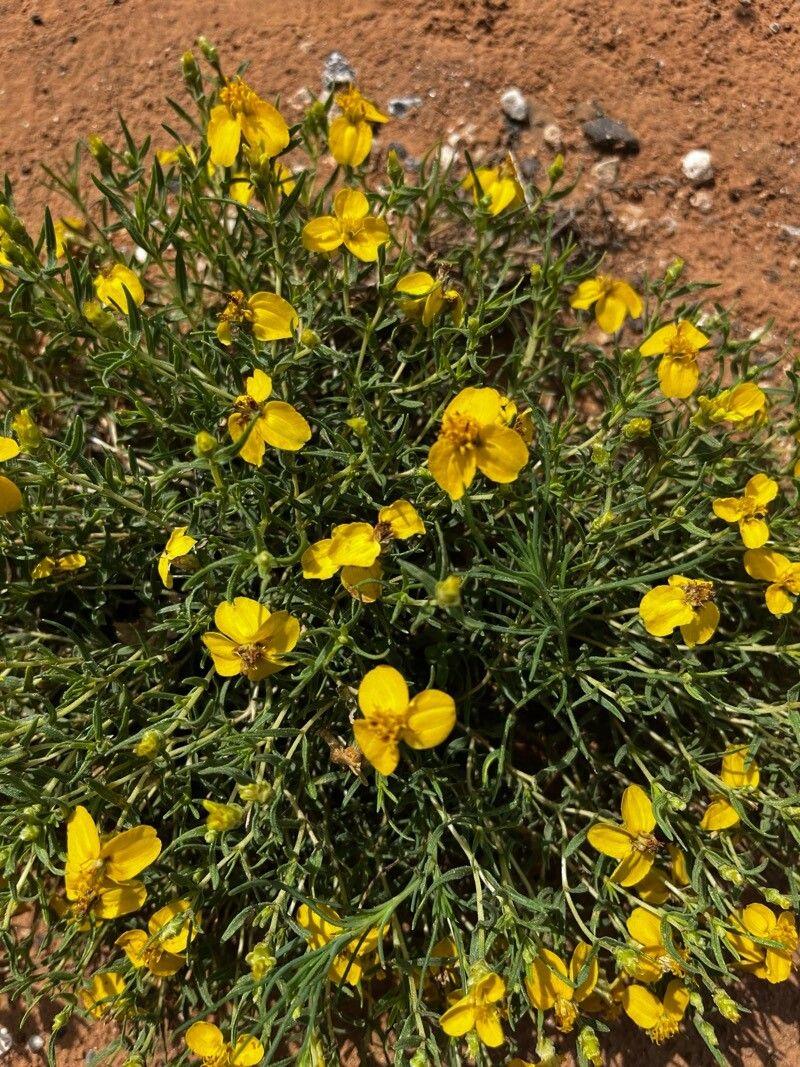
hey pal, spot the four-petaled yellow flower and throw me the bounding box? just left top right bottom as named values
left=586, top=784, right=658, bottom=886
left=621, top=979, right=689, bottom=1043
left=64, top=805, right=161, bottom=919
left=625, top=907, right=683, bottom=983
left=31, top=552, right=86, bottom=580
left=639, top=319, right=710, bottom=399
left=158, top=527, right=196, bottom=589
left=80, top=972, right=126, bottom=1019
left=296, top=902, right=381, bottom=984
left=428, top=386, right=529, bottom=501
left=695, top=382, right=766, bottom=427
left=639, top=575, right=719, bottom=647
left=570, top=275, right=642, bottom=334
left=301, top=499, right=424, bottom=603
left=94, top=263, right=145, bottom=311
left=525, top=943, right=598, bottom=1031
left=227, top=369, right=311, bottom=467
left=202, top=596, right=300, bottom=681
left=462, top=156, right=524, bottom=216
left=185, top=1020, right=264, bottom=1066
left=440, top=969, right=506, bottom=1048
left=216, top=290, right=299, bottom=346
left=712, top=473, right=777, bottom=548
left=353, top=664, right=456, bottom=775
left=116, top=899, right=195, bottom=977
left=302, top=188, right=390, bottom=262
left=744, top=548, right=800, bottom=616
left=395, top=271, right=464, bottom=326
left=700, top=746, right=760, bottom=831
left=328, top=87, right=388, bottom=167
left=726, top=903, right=797, bottom=983
left=207, top=76, right=289, bottom=168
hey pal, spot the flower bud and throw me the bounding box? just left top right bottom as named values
left=300, top=327, right=320, bottom=349
left=134, top=729, right=163, bottom=759
left=622, top=416, right=652, bottom=440
left=87, top=135, right=113, bottom=173
left=345, top=416, right=369, bottom=439
left=246, top=941, right=276, bottom=981
left=664, top=257, right=685, bottom=286
left=196, top=36, right=218, bottom=65
left=548, top=153, right=565, bottom=182
left=589, top=510, right=615, bottom=533
left=717, top=863, right=743, bottom=886
left=238, top=782, right=271, bottom=804
left=181, top=50, right=202, bottom=91
left=194, top=430, right=218, bottom=457
left=577, top=1026, right=602, bottom=1066
left=435, top=575, right=462, bottom=608
left=764, top=888, right=792, bottom=910
left=387, top=148, right=405, bottom=185
left=202, top=800, right=243, bottom=833
left=0, top=205, right=29, bottom=244
left=11, top=409, right=42, bottom=451
left=713, top=988, right=741, bottom=1022
left=20, top=825, right=40, bottom=841
left=591, top=445, right=611, bottom=468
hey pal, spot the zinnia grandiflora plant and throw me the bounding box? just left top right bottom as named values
left=1, top=42, right=798, bottom=1067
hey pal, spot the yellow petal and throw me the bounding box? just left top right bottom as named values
left=526, top=950, right=569, bottom=1009
left=740, top=516, right=769, bottom=549
left=627, top=907, right=664, bottom=950
left=586, top=824, right=633, bottom=861
left=343, top=216, right=390, bottom=262
left=712, top=497, right=744, bottom=523
left=240, top=98, right=290, bottom=158
left=622, top=984, right=663, bottom=1030
left=334, top=187, right=369, bottom=221
left=570, top=942, right=599, bottom=1001
left=228, top=413, right=265, bottom=467
left=487, top=176, right=522, bottom=215
left=93, top=879, right=147, bottom=919
left=395, top=271, right=436, bottom=297
left=475, top=424, right=529, bottom=484
left=440, top=995, right=477, bottom=1037
left=330, top=522, right=380, bottom=568
left=765, top=583, right=795, bottom=616
left=700, top=798, right=740, bottom=831
left=621, top=784, right=655, bottom=834
left=658, top=353, right=699, bottom=399
left=101, top=825, right=161, bottom=881
left=639, top=322, right=678, bottom=357
left=636, top=868, right=670, bottom=905
left=679, top=601, right=719, bottom=647
left=186, top=1021, right=225, bottom=1059
left=639, top=584, right=693, bottom=637
left=302, top=215, right=343, bottom=253
left=115, top=929, right=149, bottom=968
left=403, top=689, right=456, bottom=750
left=358, top=665, right=409, bottom=717
left=612, top=280, right=643, bottom=318
left=596, top=294, right=628, bottom=334
left=231, top=1036, right=265, bottom=1066
left=744, top=548, right=788, bottom=583
left=612, top=851, right=654, bottom=887
left=340, top=561, right=383, bottom=603
left=245, top=369, right=273, bottom=403
left=570, top=278, right=603, bottom=310
left=745, top=473, right=778, bottom=507
left=662, top=980, right=690, bottom=1023
left=0, top=475, right=22, bottom=514
left=301, top=539, right=339, bottom=580
left=260, top=402, right=311, bottom=451
left=721, top=747, right=759, bottom=789
left=67, top=806, right=101, bottom=867
left=202, top=633, right=242, bottom=676
left=207, top=105, right=242, bottom=166
left=260, top=611, right=300, bottom=656
left=150, top=898, right=192, bottom=953
left=353, top=718, right=400, bottom=775
left=328, top=115, right=373, bottom=167
left=214, top=598, right=270, bottom=643
left=378, top=499, right=424, bottom=539
left=474, top=1007, right=504, bottom=1047
left=444, top=386, right=502, bottom=426
left=0, top=436, right=20, bottom=461
left=428, top=437, right=477, bottom=500
left=249, top=293, right=299, bottom=341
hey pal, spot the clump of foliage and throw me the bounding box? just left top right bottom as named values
left=1, top=42, right=799, bottom=1067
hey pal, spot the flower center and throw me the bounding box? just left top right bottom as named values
left=335, top=88, right=367, bottom=121
left=633, top=832, right=660, bottom=857
left=440, top=412, right=480, bottom=452
left=650, top=1017, right=681, bottom=1044
left=219, top=78, right=258, bottom=117
left=554, top=995, right=578, bottom=1031
left=233, top=395, right=262, bottom=419
left=367, top=707, right=404, bottom=744
left=681, top=580, right=714, bottom=609
left=236, top=643, right=267, bottom=671
left=220, top=290, right=255, bottom=328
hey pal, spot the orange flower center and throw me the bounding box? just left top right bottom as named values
left=439, top=412, right=480, bottom=452
left=220, top=290, right=255, bottom=329
left=681, top=580, right=714, bottom=609
left=633, top=832, right=660, bottom=857
left=367, top=707, right=404, bottom=744
left=236, top=643, right=268, bottom=671
left=219, top=78, right=259, bottom=117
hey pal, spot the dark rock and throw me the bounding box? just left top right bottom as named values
left=519, top=156, right=541, bottom=180
left=388, top=96, right=422, bottom=119
left=31, top=13, right=44, bottom=23
left=582, top=116, right=639, bottom=155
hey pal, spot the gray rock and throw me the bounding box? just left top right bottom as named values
left=582, top=116, right=639, bottom=155
left=779, top=224, right=800, bottom=239
left=388, top=96, right=422, bottom=119
left=519, top=156, right=541, bottom=179
left=681, top=149, right=714, bottom=185
left=322, top=52, right=355, bottom=91
left=500, top=88, right=529, bottom=124
left=542, top=124, right=563, bottom=151
left=27, top=1036, right=45, bottom=1053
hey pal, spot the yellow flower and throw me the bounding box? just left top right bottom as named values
left=525, top=943, right=598, bottom=1030
left=31, top=552, right=87, bottom=580
left=207, top=76, right=289, bottom=168
left=586, top=783, right=658, bottom=886
left=53, top=216, right=84, bottom=258
left=570, top=275, right=642, bottom=334
left=0, top=247, right=10, bottom=291
left=636, top=846, right=689, bottom=905
left=712, top=473, right=777, bottom=548
left=201, top=596, right=300, bottom=681
left=202, top=800, right=243, bottom=833
left=427, top=387, right=529, bottom=501
left=227, top=369, right=311, bottom=466
left=295, top=902, right=381, bottom=984
left=639, top=320, right=710, bottom=399
left=638, top=575, right=719, bottom=647
left=216, top=290, right=299, bottom=345
left=462, top=156, right=524, bottom=215
left=80, top=972, right=126, bottom=1019
left=622, top=979, right=689, bottom=1043
left=395, top=271, right=464, bottom=326
left=726, top=903, right=797, bottom=983
left=440, top=969, right=505, bottom=1048
left=0, top=429, right=23, bottom=515
left=11, top=409, right=41, bottom=451
left=156, top=144, right=198, bottom=169
left=64, top=805, right=161, bottom=920
left=625, top=908, right=683, bottom=983
left=700, top=746, right=760, bottom=831
left=744, top=548, right=800, bottom=616
left=328, top=86, right=388, bottom=167
left=695, top=382, right=766, bottom=426
left=302, top=188, right=390, bottom=262
left=301, top=499, right=424, bottom=603
left=94, top=264, right=145, bottom=311
left=353, top=665, right=456, bottom=775
left=185, top=1021, right=264, bottom=1066
left=158, top=526, right=196, bottom=589
left=116, top=899, right=195, bottom=977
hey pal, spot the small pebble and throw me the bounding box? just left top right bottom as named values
left=27, top=1035, right=45, bottom=1053
left=387, top=96, right=422, bottom=119
left=31, top=13, right=44, bottom=24
left=582, top=115, right=639, bottom=155
left=689, top=190, right=714, bottom=213
left=500, top=87, right=529, bottom=124
left=322, top=51, right=355, bottom=91
left=133, top=246, right=148, bottom=264
left=779, top=224, right=800, bottom=239
left=0, top=1027, right=11, bottom=1055
left=542, top=123, right=563, bottom=151
left=591, top=158, right=619, bottom=186
left=681, top=148, right=714, bottom=185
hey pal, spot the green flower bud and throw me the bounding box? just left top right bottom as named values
left=548, top=153, right=565, bottom=181
left=194, top=430, right=218, bottom=457
left=11, top=409, right=42, bottom=451
left=764, top=888, right=792, bottom=910
left=87, top=135, right=113, bottom=173
left=577, top=1026, right=602, bottom=1066
left=181, top=50, right=202, bottom=92
left=202, top=800, right=243, bottom=833
left=134, top=729, right=163, bottom=759
left=20, top=825, right=40, bottom=841
left=622, top=416, right=652, bottom=440
left=300, top=327, right=321, bottom=348
left=387, top=148, right=405, bottom=185
left=246, top=941, right=276, bottom=981
left=664, top=257, right=685, bottom=285
left=713, top=988, right=741, bottom=1022
left=591, top=445, right=611, bottom=468
left=717, top=863, right=743, bottom=886
left=196, top=36, right=219, bottom=64
left=239, top=782, right=272, bottom=804
left=435, top=575, right=462, bottom=608
left=589, top=510, right=615, bottom=533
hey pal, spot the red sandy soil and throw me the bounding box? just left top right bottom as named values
left=1, top=0, right=799, bottom=1063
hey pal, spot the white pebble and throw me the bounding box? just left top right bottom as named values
left=500, top=87, right=529, bottom=123
left=681, top=148, right=714, bottom=185
left=133, top=245, right=148, bottom=265
left=542, top=124, right=563, bottom=152
left=27, top=1035, right=45, bottom=1052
